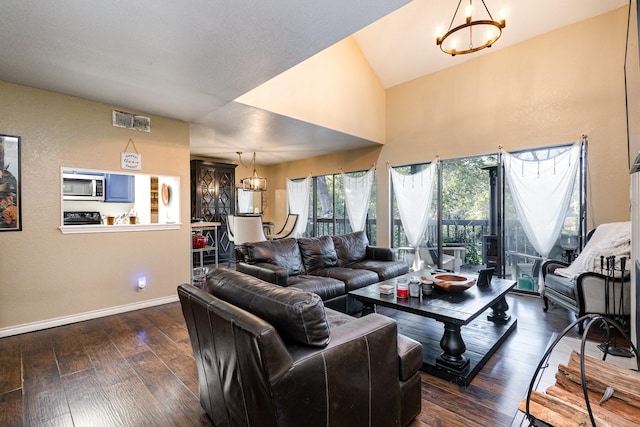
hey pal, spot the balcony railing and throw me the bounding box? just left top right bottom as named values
left=300, top=216, right=545, bottom=267
left=301, top=217, right=378, bottom=245
left=391, top=219, right=540, bottom=266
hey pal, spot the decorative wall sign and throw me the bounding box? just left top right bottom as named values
left=121, top=138, right=142, bottom=170
left=0, top=134, right=21, bottom=231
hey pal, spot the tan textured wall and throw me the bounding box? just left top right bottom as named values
left=270, top=7, right=636, bottom=247
left=0, top=81, right=191, bottom=332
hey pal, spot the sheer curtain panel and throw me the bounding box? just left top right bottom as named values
left=390, top=162, right=437, bottom=248
left=503, top=143, right=580, bottom=258
left=286, top=177, right=311, bottom=238
left=342, top=168, right=374, bottom=232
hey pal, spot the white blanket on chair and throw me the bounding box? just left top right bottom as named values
left=554, top=221, right=631, bottom=279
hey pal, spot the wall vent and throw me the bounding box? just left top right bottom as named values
left=112, top=110, right=150, bottom=132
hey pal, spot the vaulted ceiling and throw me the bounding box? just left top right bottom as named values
left=0, top=0, right=628, bottom=164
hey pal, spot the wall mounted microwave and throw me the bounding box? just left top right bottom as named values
left=62, top=172, right=105, bottom=201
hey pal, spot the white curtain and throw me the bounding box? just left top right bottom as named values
left=503, top=143, right=580, bottom=258
left=390, top=162, right=438, bottom=248
left=286, top=176, right=311, bottom=238
left=342, top=168, right=374, bottom=232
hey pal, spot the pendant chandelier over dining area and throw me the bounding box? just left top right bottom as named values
left=238, top=151, right=267, bottom=192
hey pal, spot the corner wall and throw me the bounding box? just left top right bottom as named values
left=0, top=81, right=191, bottom=334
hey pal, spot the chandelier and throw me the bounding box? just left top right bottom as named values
left=436, top=0, right=506, bottom=56
left=238, top=152, right=267, bottom=192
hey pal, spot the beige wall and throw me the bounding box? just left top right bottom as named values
left=270, top=7, right=637, bottom=247
left=0, top=81, right=191, bottom=334
left=236, top=37, right=386, bottom=143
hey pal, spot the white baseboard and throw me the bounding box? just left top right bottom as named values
left=0, top=295, right=180, bottom=338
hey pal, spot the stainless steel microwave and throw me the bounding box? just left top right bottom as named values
left=62, top=173, right=105, bottom=201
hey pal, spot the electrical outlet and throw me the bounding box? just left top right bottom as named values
left=137, top=276, right=147, bottom=291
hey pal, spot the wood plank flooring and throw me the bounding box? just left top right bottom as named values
left=0, top=291, right=585, bottom=426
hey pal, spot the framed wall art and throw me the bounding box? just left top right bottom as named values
left=0, top=134, right=21, bottom=231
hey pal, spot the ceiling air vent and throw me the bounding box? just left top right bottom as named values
left=112, top=110, right=150, bottom=132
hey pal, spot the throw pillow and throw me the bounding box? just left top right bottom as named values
left=332, top=231, right=368, bottom=267
left=297, top=235, right=338, bottom=272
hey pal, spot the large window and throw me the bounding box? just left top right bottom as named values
left=503, top=144, right=585, bottom=290
left=390, top=143, right=586, bottom=293
left=441, top=155, right=497, bottom=266
left=302, top=171, right=377, bottom=244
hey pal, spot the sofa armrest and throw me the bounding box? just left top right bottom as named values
left=235, top=245, right=248, bottom=263
left=366, top=246, right=396, bottom=262
left=542, top=259, right=570, bottom=279
left=576, top=271, right=632, bottom=315
left=397, top=334, right=423, bottom=382
left=237, top=262, right=290, bottom=286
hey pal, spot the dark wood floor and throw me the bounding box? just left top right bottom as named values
left=0, top=291, right=585, bottom=427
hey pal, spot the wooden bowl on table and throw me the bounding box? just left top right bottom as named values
left=429, top=273, right=476, bottom=293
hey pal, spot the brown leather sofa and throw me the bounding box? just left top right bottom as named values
left=178, top=268, right=423, bottom=427
left=236, top=231, right=410, bottom=313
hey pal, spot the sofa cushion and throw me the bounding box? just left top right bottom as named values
left=351, top=259, right=410, bottom=281
left=312, top=267, right=379, bottom=291
left=332, top=231, right=368, bottom=267
left=245, top=238, right=305, bottom=276
left=205, top=268, right=330, bottom=347
left=288, top=275, right=345, bottom=302
left=298, top=235, right=338, bottom=272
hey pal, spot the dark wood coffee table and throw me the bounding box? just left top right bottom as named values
left=349, top=269, right=517, bottom=385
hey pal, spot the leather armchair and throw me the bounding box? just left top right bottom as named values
left=178, top=268, right=422, bottom=427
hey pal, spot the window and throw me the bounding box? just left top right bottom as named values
left=390, top=142, right=586, bottom=294
left=303, top=171, right=377, bottom=244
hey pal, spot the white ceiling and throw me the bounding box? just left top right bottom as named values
left=355, top=0, right=628, bottom=88
left=0, top=0, right=628, bottom=165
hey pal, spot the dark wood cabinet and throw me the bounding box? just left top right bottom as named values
left=190, top=160, right=236, bottom=264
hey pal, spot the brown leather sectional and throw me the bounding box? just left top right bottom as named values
left=236, top=231, right=410, bottom=313
left=178, top=268, right=423, bottom=426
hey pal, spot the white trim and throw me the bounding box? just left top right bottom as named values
left=59, top=223, right=181, bottom=234
left=0, top=295, right=179, bottom=338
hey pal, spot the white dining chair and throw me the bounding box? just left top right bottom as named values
left=233, top=216, right=267, bottom=245
left=267, top=214, right=299, bottom=240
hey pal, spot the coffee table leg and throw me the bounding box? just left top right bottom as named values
left=361, top=302, right=376, bottom=315
left=436, top=322, right=470, bottom=373
left=487, top=296, right=511, bottom=324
